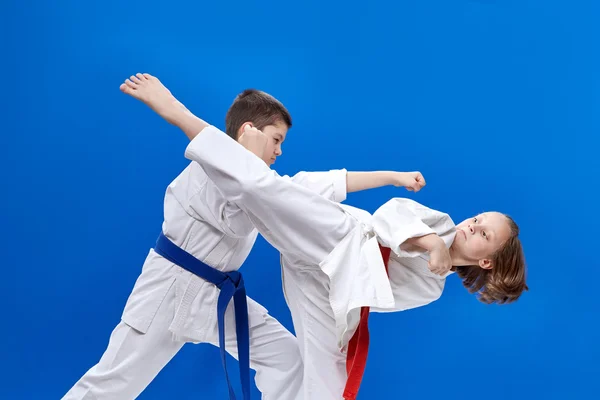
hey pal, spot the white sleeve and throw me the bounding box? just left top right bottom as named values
left=284, top=170, right=348, bottom=203
left=377, top=257, right=446, bottom=313
left=186, top=163, right=255, bottom=238
left=371, top=198, right=456, bottom=257
left=189, top=169, right=346, bottom=237
left=184, top=126, right=353, bottom=263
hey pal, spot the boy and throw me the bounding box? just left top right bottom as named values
left=63, top=73, right=422, bottom=400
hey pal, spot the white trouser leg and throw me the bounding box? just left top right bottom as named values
left=207, top=312, right=304, bottom=400
left=63, top=285, right=303, bottom=399
left=62, top=286, right=185, bottom=400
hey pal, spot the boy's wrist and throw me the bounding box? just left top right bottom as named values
left=384, top=171, right=399, bottom=186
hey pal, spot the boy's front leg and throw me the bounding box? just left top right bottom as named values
left=184, top=127, right=356, bottom=265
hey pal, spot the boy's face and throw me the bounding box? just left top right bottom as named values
left=255, top=120, right=288, bottom=167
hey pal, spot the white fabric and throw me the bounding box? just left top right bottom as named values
left=185, top=126, right=458, bottom=399
left=63, top=157, right=348, bottom=400
left=63, top=261, right=303, bottom=400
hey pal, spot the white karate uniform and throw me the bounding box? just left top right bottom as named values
left=185, top=126, right=458, bottom=399
left=62, top=159, right=348, bottom=400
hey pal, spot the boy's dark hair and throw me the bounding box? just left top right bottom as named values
left=225, top=89, right=292, bottom=140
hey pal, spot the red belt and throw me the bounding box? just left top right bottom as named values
left=343, top=245, right=391, bottom=400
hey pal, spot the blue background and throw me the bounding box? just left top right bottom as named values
left=2, top=0, right=598, bottom=398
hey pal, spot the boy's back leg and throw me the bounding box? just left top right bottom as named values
left=62, top=284, right=185, bottom=400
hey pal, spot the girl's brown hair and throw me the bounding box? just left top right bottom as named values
left=456, top=215, right=528, bottom=304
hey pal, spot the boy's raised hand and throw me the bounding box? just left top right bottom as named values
left=238, top=124, right=268, bottom=161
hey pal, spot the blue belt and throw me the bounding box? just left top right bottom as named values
left=154, top=232, right=251, bottom=400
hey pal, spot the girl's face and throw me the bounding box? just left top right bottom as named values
left=452, top=212, right=512, bottom=268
